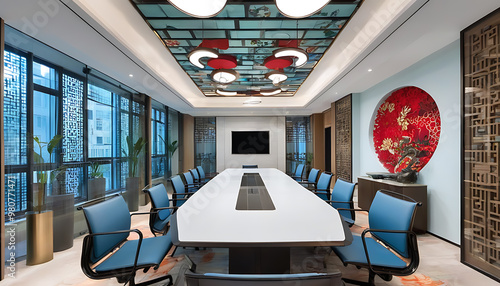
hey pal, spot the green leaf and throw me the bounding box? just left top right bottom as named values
left=47, top=134, right=63, bottom=154
left=33, top=151, right=44, bottom=164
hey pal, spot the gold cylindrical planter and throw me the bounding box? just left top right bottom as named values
left=126, top=177, right=140, bottom=212
left=26, top=210, right=53, bottom=265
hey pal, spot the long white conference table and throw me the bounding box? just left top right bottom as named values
left=170, top=168, right=352, bottom=274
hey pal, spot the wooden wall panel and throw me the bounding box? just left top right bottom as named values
left=312, top=113, right=325, bottom=170
left=323, top=109, right=332, bottom=128
left=183, top=114, right=195, bottom=171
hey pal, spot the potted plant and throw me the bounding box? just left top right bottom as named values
left=122, top=136, right=147, bottom=211
left=167, top=139, right=178, bottom=176
left=88, top=162, right=106, bottom=200
left=26, top=134, right=62, bottom=265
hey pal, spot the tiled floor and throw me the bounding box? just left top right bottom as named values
left=3, top=204, right=499, bottom=286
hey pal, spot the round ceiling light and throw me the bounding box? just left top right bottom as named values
left=261, top=89, right=282, bottom=96
left=211, top=69, right=239, bottom=84
left=188, top=47, right=219, bottom=69
left=167, top=0, right=227, bottom=18
left=273, top=47, right=308, bottom=67
left=265, top=70, right=288, bottom=85
left=275, top=0, right=329, bottom=18
left=216, top=89, right=238, bottom=96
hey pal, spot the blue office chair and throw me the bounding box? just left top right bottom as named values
left=290, top=163, right=306, bottom=181
left=185, top=272, right=343, bottom=286
left=182, top=171, right=201, bottom=192
left=325, top=178, right=357, bottom=226
left=80, top=195, right=174, bottom=286
left=309, top=172, right=333, bottom=200
left=189, top=168, right=203, bottom=185
left=332, top=190, right=421, bottom=286
left=242, top=164, right=258, bottom=168
left=196, top=165, right=217, bottom=184
left=299, top=168, right=320, bottom=187
left=170, top=175, right=195, bottom=207
left=143, top=183, right=179, bottom=236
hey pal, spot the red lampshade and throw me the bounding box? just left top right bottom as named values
left=264, top=55, right=293, bottom=70
left=207, top=55, right=237, bottom=69
left=199, top=39, right=230, bottom=50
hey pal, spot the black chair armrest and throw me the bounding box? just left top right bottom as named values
left=130, top=212, right=158, bottom=217
left=152, top=206, right=178, bottom=212
left=185, top=183, right=202, bottom=187
left=336, top=208, right=369, bottom=212
left=85, top=229, right=144, bottom=276
left=173, top=192, right=195, bottom=198
left=360, top=228, right=418, bottom=276
left=324, top=200, right=353, bottom=204
left=310, top=190, right=329, bottom=194
left=299, top=181, right=316, bottom=185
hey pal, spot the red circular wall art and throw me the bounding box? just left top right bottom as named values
left=373, top=86, right=441, bottom=173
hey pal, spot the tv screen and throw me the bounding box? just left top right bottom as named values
left=232, top=131, right=270, bottom=154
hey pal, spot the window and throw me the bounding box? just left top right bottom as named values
left=33, top=61, right=57, bottom=89
left=286, top=116, right=312, bottom=174
left=168, top=108, right=180, bottom=177
left=151, top=105, right=167, bottom=179
left=194, top=117, right=216, bottom=174
left=87, top=84, right=113, bottom=159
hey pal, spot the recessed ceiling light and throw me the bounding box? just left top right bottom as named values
left=275, top=0, right=330, bottom=18
left=368, top=68, right=373, bottom=72
left=167, top=0, right=227, bottom=18
left=129, top=74, right=133, bottom=77
left=243, top=97, right=262, bottom=105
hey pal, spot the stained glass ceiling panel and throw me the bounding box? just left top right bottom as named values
left=131, top=0, right=363, bottom=97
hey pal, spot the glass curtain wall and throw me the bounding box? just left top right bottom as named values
left=168, top=108, right=180, bottom=176
left=151, top=103, right=167, bottom=180
left=194, top=117, right=216, bottom=174
left=285, top=116, right=312, bottom=174
left=3, top=26, right=149, bottom=259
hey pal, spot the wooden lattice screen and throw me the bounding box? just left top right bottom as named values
left=335, top=94, right=352, bottom=182
left=462, top=8, right=500, bottom=280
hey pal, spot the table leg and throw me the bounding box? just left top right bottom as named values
left=228, top=247, right=290, bottom=274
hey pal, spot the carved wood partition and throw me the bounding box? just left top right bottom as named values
left=334, top=94, right=352, bottom=182
left=462, top=8, right=500, bottom=281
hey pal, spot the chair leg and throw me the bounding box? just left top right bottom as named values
left=135, top=274, right=173, bottom=286
left=341, top=270, right=376, bottom=286
left=368, top=271, right=376, bottom=285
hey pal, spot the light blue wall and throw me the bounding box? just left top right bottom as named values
left=355, top=40, right=461, bottom=244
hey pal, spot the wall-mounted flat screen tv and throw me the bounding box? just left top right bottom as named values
left=232, top=131, right=270, bottom=154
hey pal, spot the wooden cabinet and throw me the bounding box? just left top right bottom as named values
left=357, top=176, right=427, bottom=233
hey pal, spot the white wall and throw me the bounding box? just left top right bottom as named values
left=355, top=41, right=461, bottom=244
left=216, top=117, right=286, bottom=172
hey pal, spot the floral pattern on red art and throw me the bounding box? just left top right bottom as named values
left=373, top=86, right=441, bottom=173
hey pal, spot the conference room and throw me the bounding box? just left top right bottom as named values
left=1, top=0, right=500, bottom=285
